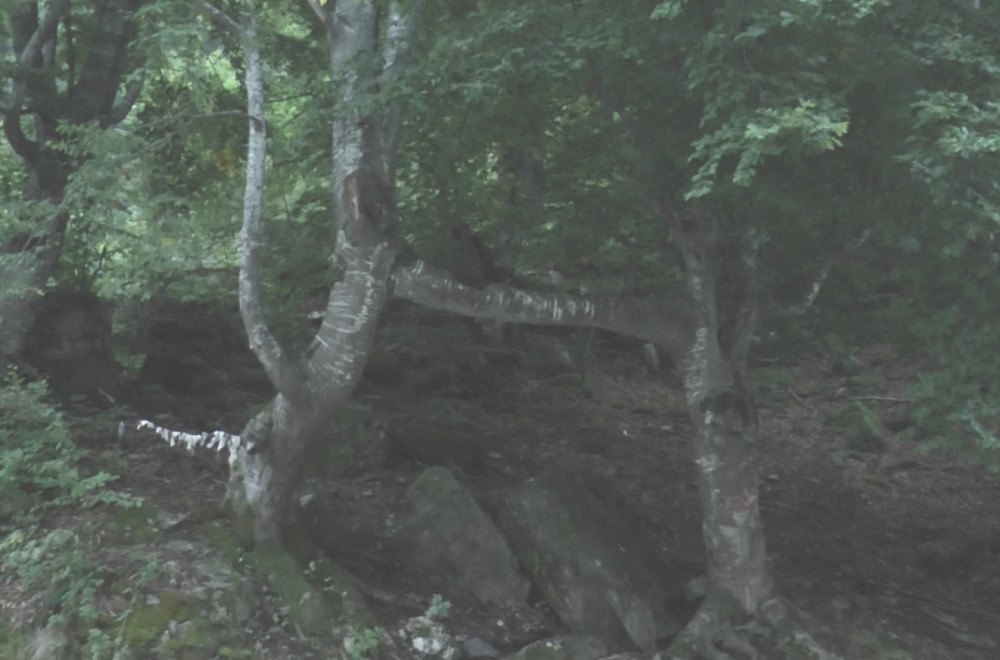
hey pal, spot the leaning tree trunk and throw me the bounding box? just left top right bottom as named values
left=393, top=229, right=774, bottom=620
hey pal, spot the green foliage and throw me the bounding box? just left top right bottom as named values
left=903, top=318, right=1000, bottom=472
left=6, top=0, right=999, bottom=473
left=398, top=0, right=1000, bottom=470
left=0, top=370, right=145, bottom=652
left=688, top=100, right=850, bottom=199
left=344, top=626, right=384, bottom=660
left=0, top=370, right=133, bottom=526
left=1, top=529, right=102, bottom=621
left=424, top=593, right=452, bottom=620
left=1, top=529, right=166, bottom=657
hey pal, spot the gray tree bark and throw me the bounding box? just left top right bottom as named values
left=218, top=0, right=421, bottom=550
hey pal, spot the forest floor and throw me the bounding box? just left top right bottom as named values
left=3, top=303, right=999, bottom=659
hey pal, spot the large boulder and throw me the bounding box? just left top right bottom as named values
left=495, top=471, right=685, bottom=650
left=136, top=298, right=250, bottom=396
left=389, top=467, right=530, bottom=606
left=506, top=635, right=609, bottom=660
left=23, top=290, right=121, bottom=404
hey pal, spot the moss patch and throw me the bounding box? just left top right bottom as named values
left=122, top=590, right=195, bottom=646
left=200, top=517, right=251, bottom=567
left=109, top=504, right=163, bottom=543
left=248, top=525, right=375, bottom=637
left=754, top=367, right=796, bottom=390
left=251, top=544, right=337, bottom=636
left=163, top=616, right=221, bottom=657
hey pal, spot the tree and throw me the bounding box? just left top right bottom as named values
left=192, top=0, right=423, bottom=631
left=149, top=0, right=1000, bottom=654
left=387, top=0, right=1000, bottom=655
left=1, top=0, right=145, bottom=368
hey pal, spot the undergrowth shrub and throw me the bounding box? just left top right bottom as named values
left=0, top=369, right=133, bottom=524
left=0, top=369, right=143, bottom=656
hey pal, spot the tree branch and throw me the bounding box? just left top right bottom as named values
left=3, top=0, right=71, bottom=164
left=773, top=228, right=871, bottom=317
left=391, top=258, right=697, bottom=363
left=211, top=6, right=304, bottom=400
left=109, top=66, right=146, bottom=124
left=195, top=0, right=242, bottom=33
left=304, top=0, right=334, bottom=31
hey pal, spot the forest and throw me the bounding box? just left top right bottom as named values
left=2, top=0, right=999, bottom=658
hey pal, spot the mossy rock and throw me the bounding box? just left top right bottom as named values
left=122, top=590, right=195, bottom=647
left=123, top=594, right=237, bottom=659
left=162, top=617, right=223, bottom=659
left=251, top=529, right=374, bottom=637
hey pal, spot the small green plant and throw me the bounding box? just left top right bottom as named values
left=344, top=625, right=384, bottom=660
left=424, top=593, right=452, bottom=620
left=0, top=369, right=136, bottom=528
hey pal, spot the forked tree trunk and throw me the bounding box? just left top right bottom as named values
left=216, top=0, right=417, bottom=550
left=227, top=240, right=399, bottom=548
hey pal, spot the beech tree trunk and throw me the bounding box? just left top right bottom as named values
left=669, top=215, right=772, bottom=618
left=219, top=0, right=419, bottom=549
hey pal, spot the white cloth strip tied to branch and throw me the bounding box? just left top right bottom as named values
left=136, top=420, right=244, bottom=465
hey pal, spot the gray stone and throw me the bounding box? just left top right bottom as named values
left=482, top=600, right=550, bottom=648
left=462, top=636, right=501, bottom=658
left=506, top=635, right=609, bottom=660
left=390, top=467, right=530, bottom=606
left=496, top=471, right=684, bottom=649
left=398, top=616, right=460, bottom=659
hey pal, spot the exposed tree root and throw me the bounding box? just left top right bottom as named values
left=250, top=524, right=375, bottom=638
left=664, top=596, right=842, bottom=660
